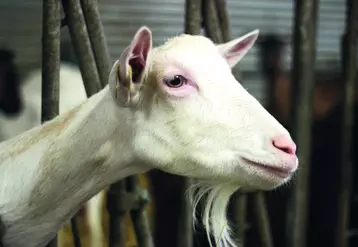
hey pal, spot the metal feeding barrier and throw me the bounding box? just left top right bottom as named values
left=0, top=0, right=356, bottom=247
left=42, top=0, right=152, bottom=246
left=40, top=0, right=256, bottom=246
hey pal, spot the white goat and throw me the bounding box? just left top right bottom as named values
left=0, top=26, right=298, bottom=247
left=0, top=63, right=105, bottom=247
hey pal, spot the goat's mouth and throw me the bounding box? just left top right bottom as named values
left=242, top=157, right=294, bottom=179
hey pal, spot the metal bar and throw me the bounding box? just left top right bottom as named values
left=286, top=0, right=319, bottom=247
left=65, top=1, right=131, bottom=247
left=61, top=18, right=67, bottom=28
left=234, top=192, right=247, bottom=246
left=41, top=0, right=61, bottom=123
left=177, top=2, right=202, bottom=246
left=127, top=176, right=154, bottom=247
left=256, top=34, right=286, bottom=112
left=61, top=0, right=102, bottom=97
left=202, top=0, right=222, bottom=44
left=214, top=0, right=241, bottom=83
left=80, top=0, right=111, bottom=88
left=177, top=177, right=193, bottom=247
left=0, top=215, right=4, bottom=247
left=61, top=1, right=102, bottom=246
left=45, top=239, right=58, bottom=247
left=253, top=193, right=273, bottom=247
left=70, top=217, right=81, bottom=247
left=107, top=181, right=127, bottom=247
left=214, top=0, right=230, bottom=42
left=185, top=0, right=202, bottom=35
left=210, top=1, right=248, bottom=242
left=62, top=2, right=149, bottom=247
left=335, top=0, right=358, bottom=246
left=42, top=0, right=61, bottom=246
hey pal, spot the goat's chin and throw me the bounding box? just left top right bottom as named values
left=186, top=178, right=290, bottom=247
left=239, top=170, right=292, bottom=191
left=187, top=181, right=240, bottom=247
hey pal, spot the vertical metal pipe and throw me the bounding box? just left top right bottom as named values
left=127, top=176, right=154, bottom=247
left=286, top=1, right=319, bottom=247
left=202, top=2, right=250, bottom=245
left=202, top=0, right=222, bottom=44
left=335, top=1, right=358, bottom=246
left=212, top=1, right=249, bottom=243
left=185, top=0, right=202, bottom=35
left=61, top=0, right=102, bottom=97
left=107, top=181, right=127, bottom=247
left=46, top=237, right=58, bottom=247
left=42, top=0, right=61, bottom=246
left=61, top=1, right=112, bottom=246
left=253, top=193, right=273, bottom=247
left=234, top=192, right=247, bottom=246
left=177, top=177, right=194, bottom=247
left=80, top=0, right=111, bottom=88
left=67, top=1, right=131, bottom=246
left=70, top=217, right=82, bottom=247
left=213, top=0, right=241, bottom=82
left=179, top=2, right=202, bottom=247
left=64, top=1, right=150, bottom=247
left=42, top=0, right=61, bottom=123
left=214, top=0, right=230, bottom=43
left=215, top=1, right=247, bottom=240
left=0, top=216, right=4, bottom=247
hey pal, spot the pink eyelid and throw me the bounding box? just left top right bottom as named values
left=182, top=79, right=199, bottom=90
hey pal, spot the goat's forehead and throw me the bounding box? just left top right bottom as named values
left=165, top=34, right=214, bottom=48
left=154, top=35, right=217, bottom=56
left=150, top=34, right=224, bottom=71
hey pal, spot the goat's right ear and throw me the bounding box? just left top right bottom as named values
left=109, top=26, right=152, bottom=107
left=217, top=30, right=259, bottom=68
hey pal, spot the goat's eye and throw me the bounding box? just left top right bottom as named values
left=165, top=75, right=185, bottom=88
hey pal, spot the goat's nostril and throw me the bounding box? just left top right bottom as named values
left=272, top=135, right=296, bottom=155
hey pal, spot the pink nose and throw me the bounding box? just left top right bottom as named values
left=272, top=134, right=296, bottom=155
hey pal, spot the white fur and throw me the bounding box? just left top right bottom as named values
left=0, top=63, right=105, bottom=247
left=0, top=27, right=298, bottom=247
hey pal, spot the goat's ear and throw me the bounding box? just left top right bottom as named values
left=216, top=29, right=259, bottom=68
left=109, top=26, right=152, bottom=106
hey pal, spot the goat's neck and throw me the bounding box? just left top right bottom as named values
left=0, top=86, right=147, bottom=247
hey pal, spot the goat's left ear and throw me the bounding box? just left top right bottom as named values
left=109, top=26, right=152, bottom=107
left=217, top=29, right=259, bottom=68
